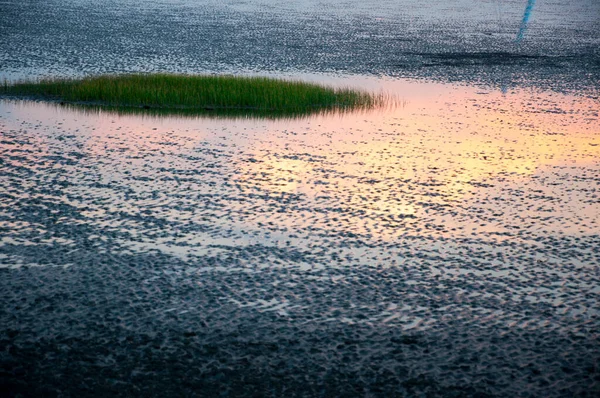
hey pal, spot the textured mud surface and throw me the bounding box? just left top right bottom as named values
left=1, top=0, right=600, bottom=397
left=1, top=0, right=599, bottom=93
left=2, top=81, right=599, bottom=396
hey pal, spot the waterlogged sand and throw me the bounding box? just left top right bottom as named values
left=1, top=77, right=599, bottom=396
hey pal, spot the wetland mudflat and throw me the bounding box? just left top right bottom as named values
left=1, top=1, right=599, bottom=397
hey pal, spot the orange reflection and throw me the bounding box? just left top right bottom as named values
left=235, top=84, right=599, bottom=239
left=2, top=79, right=598, bottom=243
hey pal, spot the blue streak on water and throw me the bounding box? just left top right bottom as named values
left=516, top=0, right=537, bottom=43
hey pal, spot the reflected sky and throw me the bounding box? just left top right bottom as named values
left=1, top=77, right=598, bottom=253
left=1, top=2, right=599, bottom=390
left=1, top=75, right=599, bottom=343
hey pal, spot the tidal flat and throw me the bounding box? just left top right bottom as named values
left=1, top=1, right=599, bottom=397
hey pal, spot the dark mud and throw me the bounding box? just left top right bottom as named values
left=2, top=258, right=597, bottom=397
left=1, top=0, right=599, bottom=93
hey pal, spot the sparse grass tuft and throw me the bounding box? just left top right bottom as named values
left=0, top=74, right=383, bottom=117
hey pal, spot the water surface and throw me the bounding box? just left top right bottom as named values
left=1, top=76, right=598, bottom=396
left=1, top=0, right=599, bottom=396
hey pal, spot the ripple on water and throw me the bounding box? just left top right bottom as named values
left=1, top=78, right=599, bottom=396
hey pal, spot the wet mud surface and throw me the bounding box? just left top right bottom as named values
left=1, top=0, right=600, bottom=397
left=1, top=0, right=599, bottom=93
left=1, top=81, right=599, bottom=396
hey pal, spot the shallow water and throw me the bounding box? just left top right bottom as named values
left=1, top=0, right=600, bottom=396
left=2, top=75, right=599, bottom=396
left=1, top=0, right=599, bottom=92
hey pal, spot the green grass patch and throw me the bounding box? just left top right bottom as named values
left=1, top=74, right=383, bottom=117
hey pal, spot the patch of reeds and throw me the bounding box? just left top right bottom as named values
left=0, top=74, right=383, bottom=117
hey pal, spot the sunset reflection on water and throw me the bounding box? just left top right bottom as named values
left=232, top=83, right=599, bottom=241
left=1, top=78, right=598, bottom=250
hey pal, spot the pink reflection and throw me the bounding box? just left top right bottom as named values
left=1, top=78, right=598, bottom=244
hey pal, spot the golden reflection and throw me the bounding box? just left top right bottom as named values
left=235, top=86, right=599, bottom=238
left=2, top=80, right=598, bottom=241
